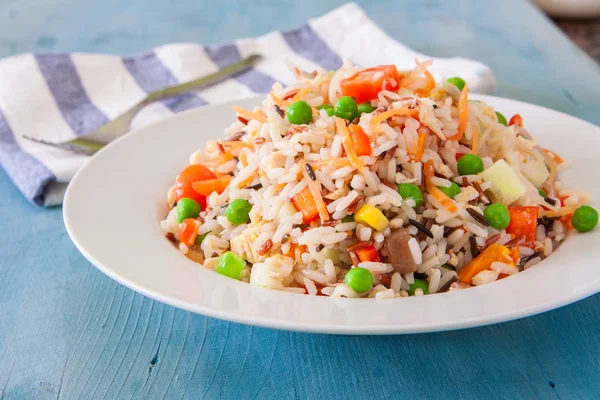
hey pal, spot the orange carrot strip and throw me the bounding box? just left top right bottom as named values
left=270, top=93, right=289, bottom=109
left=299, top=160, right=330, bottom=222
left=336, top=118, right=365, bottom=172
left=291, top=88, right=310, bottom=103
left=424, top=160, right=458, bottom=213
left=239, top=149, right=248, bottom=167
left=220, top=141, right=254, bottom=149
left=543, top=148, right=564, bottom=165
left=415, top=70, right=436, bottom=97
left=548, top=157, right=557, bottom=184
left=231, top=105, right=267, bottom=123
left=411, top=131, right=427, bottom=162
left=446, top=83, right=469, bottom=141
left=370, top=108, right=419, bottom=127
left=237, top=173, right=256, bottom=189
left=312, top=158, right=353, bottom=170
left=471, top=124, right=480, bottom=155
left=458, top=244, right=513, bottom=284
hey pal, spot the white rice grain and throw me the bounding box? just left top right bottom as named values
left=524, top=256, right=542, bottom=269
left=391, top=272, right=402, bottom=293
left=301, top=269, right=329, bottom=285
left=330, top=166, right=354, bottom=180
left=304, top=277, right=318, bottom=295
left=315, top=170, right=336, bottom=192
left=544, top=237, right=553, bottom=257
left=284, top=287, right=307, bottom=294
left=287, top=179, right=308, bottom=198
left=358, top=261, right=393, bottom=273
left=418, top=256, right=439, bottom=273
left=430, top=176, right=452, bottom=188
left=428, top=268, right=442, bottom=293
left=336, top=222, right=357, bottom=232
left=490, top=262, right=518, bottom=275
left=519, top=246, right=535, bottom=257
left=375, top=289, right=395, bottom=299
left=472, top=270, right=499, bottom=286
left=321, top=232, right=348, bottom=245
left=408, top=238, right=422, bottom=265
left=358, top=225, right=373, bottom=241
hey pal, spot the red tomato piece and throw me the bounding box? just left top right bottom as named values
left=506, top=206, right=539, bottom=245
left=455, top=152, right=465, bottom=162
left=347, top=125, right=372, bottom=156
left=178, top=218, right=200, bottom=247
left=292, top=187, right=319, bottom=223
left=174, top=185, right=207, bottom=210
left=340, top=65, right=400, bottom=103
left=192, top=176, right=231, bottom=196
left=509, top=114, right=523, bottom=127
left=176, top=164, right=217, bottom=187
left=355, top=245, right=381, bottom=263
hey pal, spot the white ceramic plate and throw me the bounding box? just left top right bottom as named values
left=64, top=95, right=600, bottom=335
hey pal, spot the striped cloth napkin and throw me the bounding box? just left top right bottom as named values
left=0, top=3, right=496, bottom=206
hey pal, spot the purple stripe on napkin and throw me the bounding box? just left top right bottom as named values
left=123, top=51, right=207, bottom=112
left=205, top=44, right=276, bottom=93
left=35, top=54, right=110, bottom=136
left=0, top=112, right=56, bottom=205
left=282, top=24, right=343, bottom=71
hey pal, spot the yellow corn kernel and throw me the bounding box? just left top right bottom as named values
left=354, top=204, right=389, bottom=232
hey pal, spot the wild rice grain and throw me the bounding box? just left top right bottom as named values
left=305, top=163, right=317, bottom=181
left=225, top=131, right=246, bottom=142
left=437, top=275, right=457, bottom=293
left=466, top=207, right=490, bottom=227
left=409, top=219, right=434, bottom=239
left=274, top=105, right=285, bottom=118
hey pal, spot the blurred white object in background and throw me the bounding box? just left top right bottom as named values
left=533, top=0, right=600, bottom=18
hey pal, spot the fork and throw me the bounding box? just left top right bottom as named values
left=23, top=54, right=262, bottom=155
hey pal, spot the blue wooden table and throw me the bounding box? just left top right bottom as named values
left=1, top=1, right=600, bottom=398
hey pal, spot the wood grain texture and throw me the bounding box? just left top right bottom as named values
left=1, top=0, right=599, bottom=399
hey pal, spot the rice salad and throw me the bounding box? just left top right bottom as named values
left=160, top=61, right=598, bottom=299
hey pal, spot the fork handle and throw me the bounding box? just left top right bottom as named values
left=143, top=54, right=261, bottom=104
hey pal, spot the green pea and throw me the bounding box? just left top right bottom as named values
left=176, top=198, right=201, bottom=223
left=341, top=215, right=354, bottom=223
left=344, top=267, right=374, bottom=294
left=397, top=183, right=423, bottom=207
left=408, top=278, right=429, bottom=295
left=446, top=77, right=466, bottom=91
left=225, top=199, right=252, bottom=225
left=334, top=96, right=358, bottom=121
left=195, top=231, right=210, bottom=246
left=496, top=111, right=507, bottom=126
left=215, top=251, right=246, bottom=280
left=484, top=203, right=510, bottom=230
left=286, top=100, right=313, bottom=125
left=317, top=104, right=334, bottom=116
left=538, top=188, right=547, bottom=197
left=438, top=182, right=461, bottom=199
left=457, top=154, right=484, bottom=175
left=357, top=102, right=376, bottom=116
left=572, top=205, right=598, bottom=233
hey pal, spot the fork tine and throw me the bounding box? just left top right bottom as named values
left=22, top=136, right=97, bottom=156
